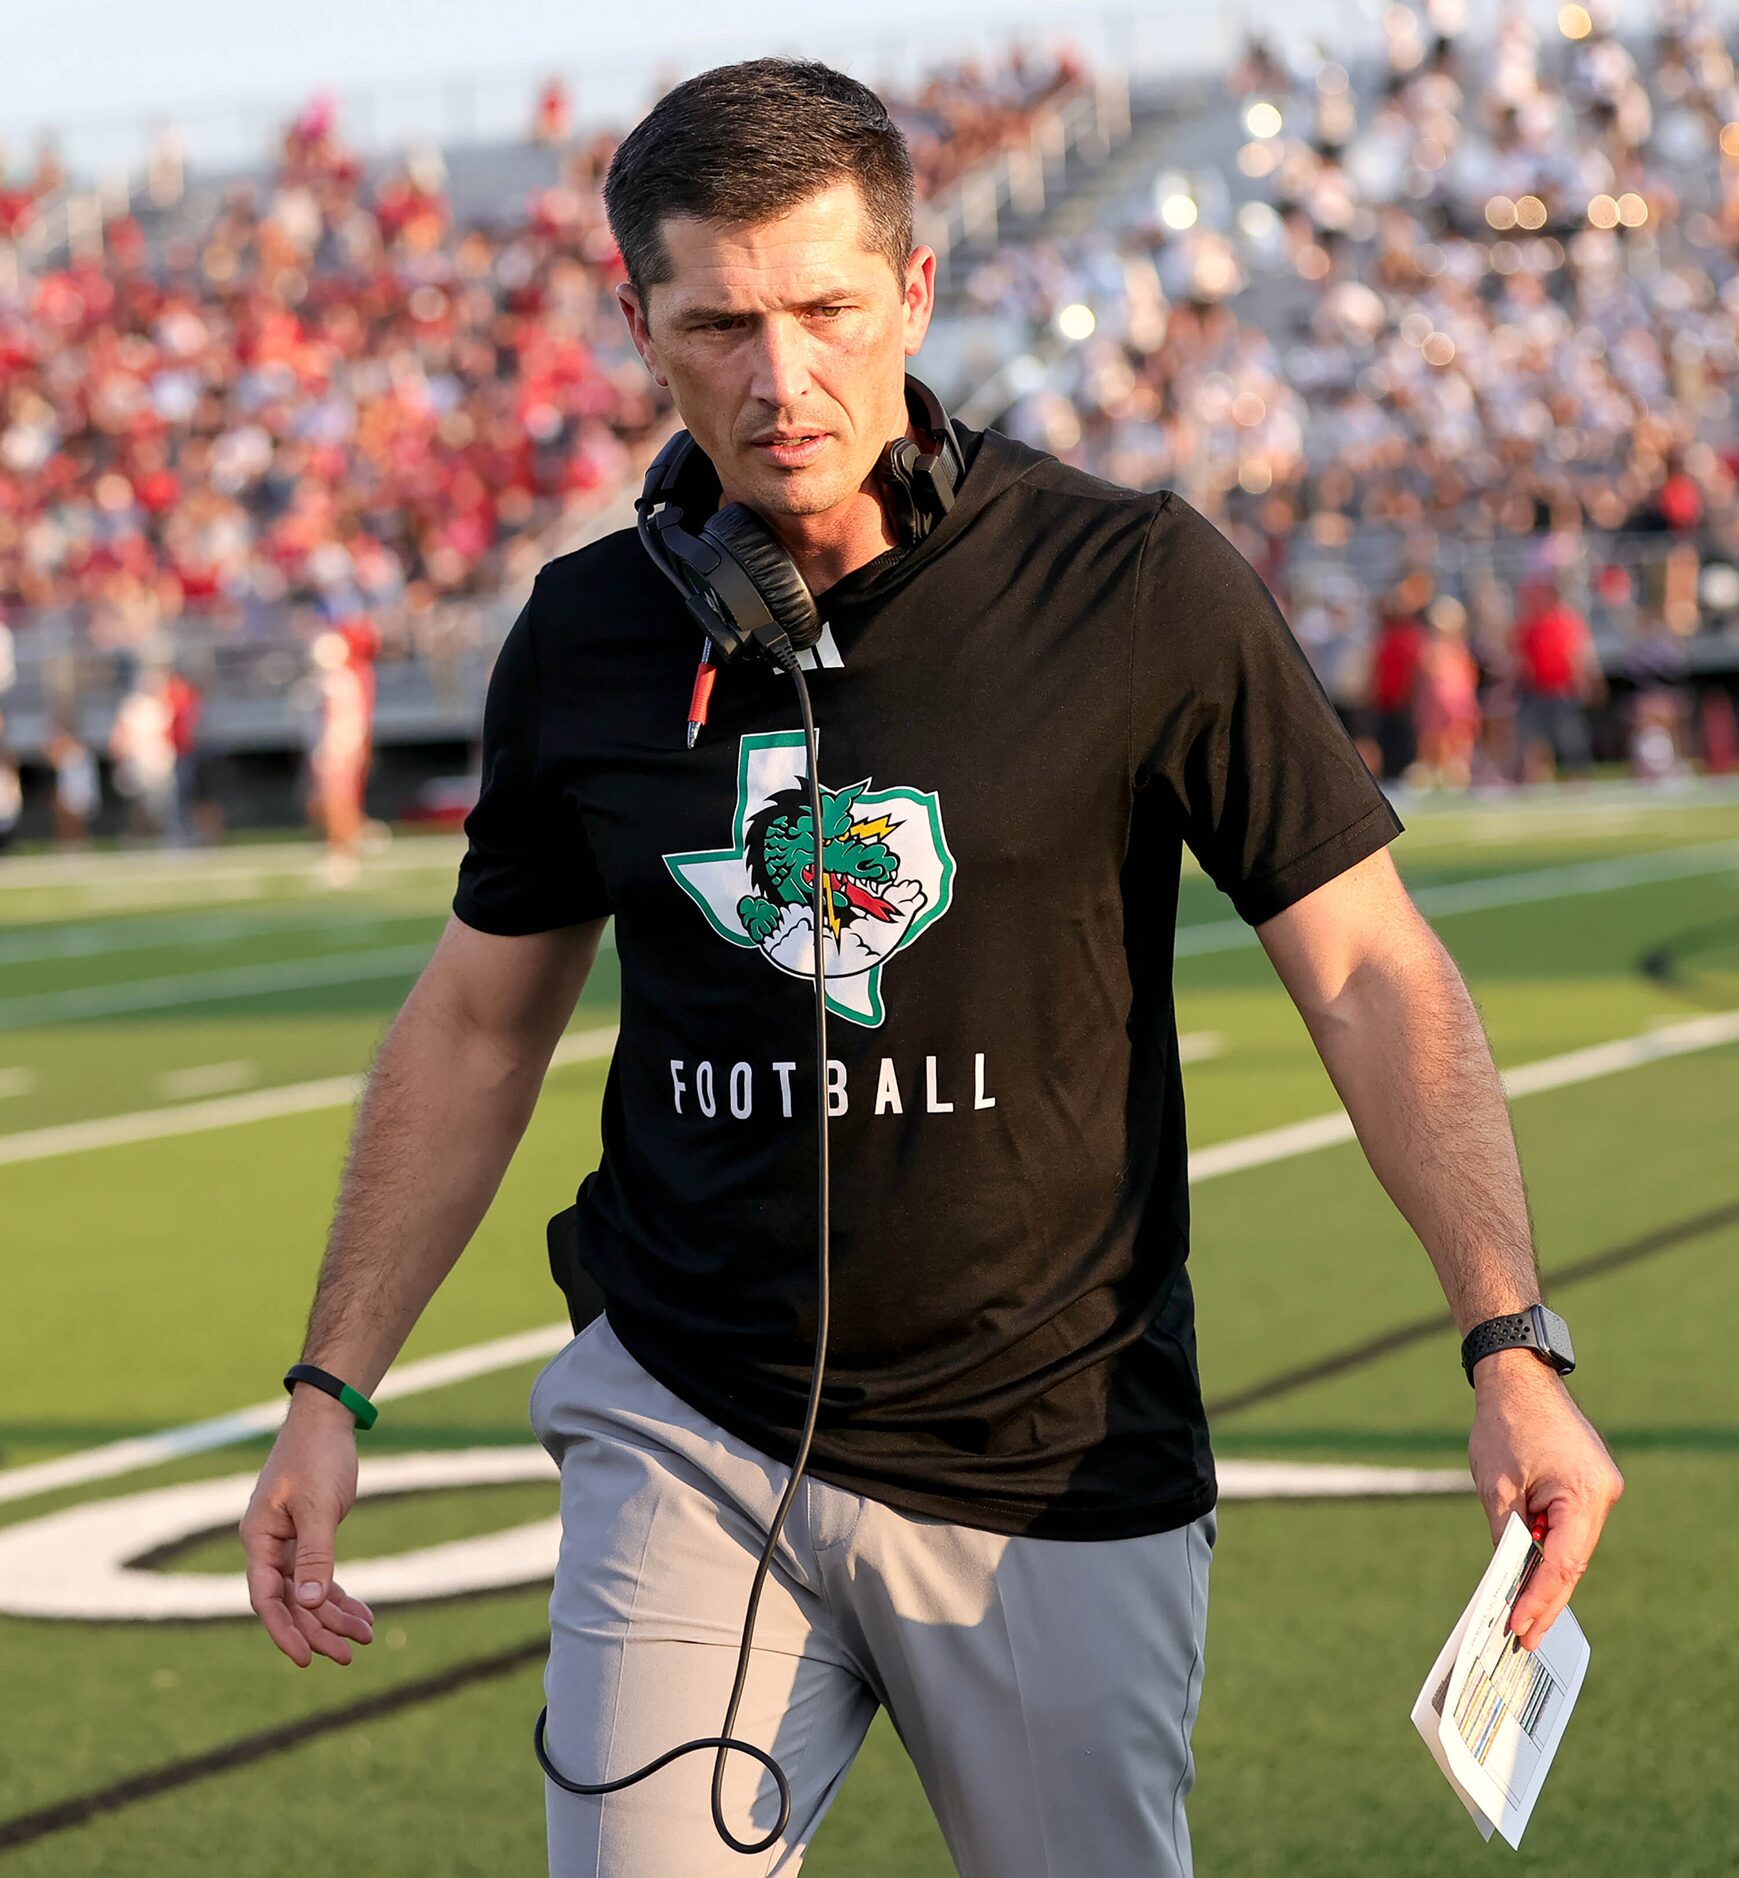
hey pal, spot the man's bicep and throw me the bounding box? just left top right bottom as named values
left=1254, top=847, right=1434, bottom=1021
left=419, top=913, right=608, bottom=1066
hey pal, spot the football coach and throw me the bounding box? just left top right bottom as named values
left=241, top=57, right=1623, bottom=1875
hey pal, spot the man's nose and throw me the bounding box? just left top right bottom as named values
left=746, top=313, right=815, bottom=413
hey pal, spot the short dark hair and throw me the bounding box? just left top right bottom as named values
left=602, top=58, right=915, bottom=310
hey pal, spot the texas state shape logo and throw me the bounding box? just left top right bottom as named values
left=664, top=730, right=955, bottom=1027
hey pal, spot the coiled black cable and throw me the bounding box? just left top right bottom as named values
left=534, top=653, right=831, bottom=1855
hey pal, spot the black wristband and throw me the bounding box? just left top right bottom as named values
left=283, top=1363, right=379, bottom=1430
left=1460, top=1304, right=1575, bottom=1387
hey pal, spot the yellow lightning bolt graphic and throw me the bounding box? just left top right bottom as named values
left=819, top=869, right=842, bottom=941
left=849, top=815, right=897, bottom=840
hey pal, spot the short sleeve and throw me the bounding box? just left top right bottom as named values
left=1133, top=495, right=1402, bottom=926
left=451, top=578, right=613, bottom=935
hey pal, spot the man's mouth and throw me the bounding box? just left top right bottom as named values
left=753, top=433, right=829, bottom=465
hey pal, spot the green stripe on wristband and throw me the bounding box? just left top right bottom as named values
left=283, top=1362, right=379, bottom=1431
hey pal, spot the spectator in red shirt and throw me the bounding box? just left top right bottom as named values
left=1513, top=576, right=1604, bottom=782
left=1368, top=573, right=1432, bottom=781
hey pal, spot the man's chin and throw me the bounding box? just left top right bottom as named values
left=739, top=463, right=855, bottom=517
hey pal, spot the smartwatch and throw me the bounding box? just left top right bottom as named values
left=1460, top=1303, right=1576, bottom=1386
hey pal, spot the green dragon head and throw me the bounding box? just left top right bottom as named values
left=743, top=782, right=900, bottom=923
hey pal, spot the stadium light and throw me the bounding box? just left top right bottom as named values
left=1515, top=195, right=1548, bottom=230
left=1587, top=194, right=1619, bottom=228
left=1160, top=193, right=1199, bottom=231
left=1557, top=4, right=1593, bottom=38
left=1055, top=303, right=1097, bottom=342
left=1244, top=101, right=1283, bottom=139
left=1616, top=193, right=1648, bottom=227
left=1485, top=196, right=1517, bottom=231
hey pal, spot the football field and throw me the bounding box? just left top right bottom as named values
left=2, top=793, right=1736, bottom=1875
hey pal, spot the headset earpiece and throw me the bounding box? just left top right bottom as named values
left=635, top=373, right=962, bottom=670
left=701, top=505, right=823, bottom=651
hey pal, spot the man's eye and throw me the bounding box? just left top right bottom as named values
left=813, top=306, right=846, bottom=319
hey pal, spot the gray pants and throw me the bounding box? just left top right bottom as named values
left=529, top=1312, right=1215, bottom=1876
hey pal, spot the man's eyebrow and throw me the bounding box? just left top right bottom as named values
left=673, top=290, right=861, bottom=324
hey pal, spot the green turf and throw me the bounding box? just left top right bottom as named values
left=1, top=800, right=1736, bottom=1874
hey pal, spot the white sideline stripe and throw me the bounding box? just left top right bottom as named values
left=0, top=1025, right=619, bottom=1168
left=1186, top=1008, right=1739, bottom=1182
left=0, top=1068, right=34, bottom=1099
left=1174, top=839, right=1739, bottom=958
left=0, top=836, right=465, bottom=891
left=154, top=1061, right=257, bottom=1100
left=1, top=1010, right=1733, bottom=1509
left=5, top=840, right=1730, bottom=1021
left=0, top=1329, right=574, bottom=1509
left=0, top=944, right=436, bottom=1029
left=0, top=906, right=405, bottom=966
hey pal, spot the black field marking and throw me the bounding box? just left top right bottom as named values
left=0, top=1637, right=546, bottom=1854
left=1208, top=1197, right=1739, bottom=1419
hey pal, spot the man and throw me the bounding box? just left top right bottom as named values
left=241, top=58, right=1622, bottom=1877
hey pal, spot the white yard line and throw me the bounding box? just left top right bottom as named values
left=0, top=945, right=437, bottom=1029
left=5, top=840, right=1728, bottom=1026
left=1174, top=838, right=1739, bottom=957
left=153, top=1062, right=258, bottom=1100
left=0, top=837, right=465, bottom=893
left=1, top=1009, right=1732, bottom=1508
left=1185, top=1009, right=1739, bottom=1181
left=0, top=1025, right=618, bottom=1168
left=0, top=1326, right=575, bottom=1509
left=0, top=907, right=407, bottom=967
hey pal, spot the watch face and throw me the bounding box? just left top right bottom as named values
left=1531, top=1304, right=1575, bottom=1371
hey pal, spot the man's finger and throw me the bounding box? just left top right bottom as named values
left=318, top=1588, right=376, bottom=1646
left=1510, top=1502, right=1598, bottom=1649
left=329, top=1586, right=376, bottom=1627
left=244, top=1560, right=313, bottom=1666
left=290, top=1594, right=357, bottom=1666
left=290, top=1502, right=339, bottom=1610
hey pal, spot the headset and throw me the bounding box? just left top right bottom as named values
left=532, top=375, right=966, bottom=1855
left=632, top=371, right=964, bottom=678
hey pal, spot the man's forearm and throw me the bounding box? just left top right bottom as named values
left=297, top=982, right=549, bottom=1393
left=1295, top=921, right=1540, bottom=1332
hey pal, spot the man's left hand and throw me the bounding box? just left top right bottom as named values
left=1467, top=1348, right=1624, bottom=1650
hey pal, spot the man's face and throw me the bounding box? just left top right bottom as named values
left=617, top=179, right=934, bottom=518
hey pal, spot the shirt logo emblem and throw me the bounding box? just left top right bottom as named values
left=664, top=730, right=955, bottom=1027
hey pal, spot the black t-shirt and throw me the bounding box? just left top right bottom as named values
left=452, top=421, right=1402, bottom=1539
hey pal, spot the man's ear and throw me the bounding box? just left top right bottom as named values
left=901, top=246, right=937, bottom=358
left=617, top=283, right=666, bottom=386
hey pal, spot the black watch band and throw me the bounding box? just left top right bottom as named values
left=1460, top=1304, right=1575, bottom=1387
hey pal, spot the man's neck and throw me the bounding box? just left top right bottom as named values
left=720, top=419, right=919, bottom=597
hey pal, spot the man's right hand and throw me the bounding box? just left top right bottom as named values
left=240, top=1388, right=376, bottom=1667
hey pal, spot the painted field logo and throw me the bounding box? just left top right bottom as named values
left=665, top=730, right=954, bottom=1028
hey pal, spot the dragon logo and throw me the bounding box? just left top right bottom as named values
left=665, top=731, right=954, bottom=1027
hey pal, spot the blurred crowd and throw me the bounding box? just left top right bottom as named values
left=0, top=47, right=1091, bottom=855
left=0, top=49, right=1088, bottom=657
left=987, top=0, right=1739, bottom=782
